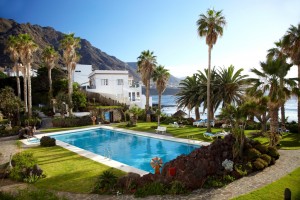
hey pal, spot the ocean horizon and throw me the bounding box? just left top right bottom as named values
left=152, top=95, right=298, bottom=122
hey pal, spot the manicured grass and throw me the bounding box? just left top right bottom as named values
left=113, top=122, right=224, bottom=142
left=27, top=146, right=126, bottom=193
left=244, top=130, right=300, bottom=150
left=233, top=167, right=300, bottom=200
left=113, top=122, right=300, bottom=149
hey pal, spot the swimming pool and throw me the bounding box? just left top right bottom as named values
left=51, top=128, right=200, bottom=173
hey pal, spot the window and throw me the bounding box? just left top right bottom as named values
left=137, top=92, right=140, bottom=98
left=117, top=79, right=124, bottom=85
left=101, top=79, right=108, bottom=85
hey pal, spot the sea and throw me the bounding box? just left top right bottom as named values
left=152, top=95, right=298, bottom=122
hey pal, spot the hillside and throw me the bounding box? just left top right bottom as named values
left=127, top=62, right=181, bottom=86
left=0, top=18, right=181, bottom=85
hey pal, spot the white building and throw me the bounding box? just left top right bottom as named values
left=73, top=65, right=151, bottom=109
left=73, top=64, right=92, bottom=87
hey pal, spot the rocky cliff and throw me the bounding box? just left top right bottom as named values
left=0, top=18, right=181, bottom=85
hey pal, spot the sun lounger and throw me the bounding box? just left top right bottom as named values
left=169, top=122, right=179, bottom=128
left=155, top=126, right=167, bottom=134
left=221, top=123, right=232, bottom=128
left=193, top=120, right=205, bottom=127
left=203, top=131, right=230, bottom=139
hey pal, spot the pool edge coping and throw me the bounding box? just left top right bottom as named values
left=21, top=125, right=210, bottom=176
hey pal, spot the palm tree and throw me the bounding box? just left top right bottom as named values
left=197, top=9, right=226, bottom=132
left=152, top=65, right=170, bottom=125
left=215, top=65, right=248, bottom=107
left=137, top=50, right=157, bottom=122
left=248, top=59, right=296, bottom=145
left=282, top=23, right=300, bottom=133
left=60, top=33, right=81, bottom=115
left=267, top=40, right=289, bottom=128
left=176, top=74, right=203, bottom=120
left=17, top=33, right=38, bottom=117
left=5, top=35, right=21, bottom=98
left=42, top=45, right=59, bottom=104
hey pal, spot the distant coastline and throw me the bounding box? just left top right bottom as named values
left=142, top=87, right=180, bottom=96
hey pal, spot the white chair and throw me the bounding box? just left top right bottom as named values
left=155, top=126, right=167, bottom=134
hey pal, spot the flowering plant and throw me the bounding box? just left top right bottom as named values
left=222, top=159, right=234, bottom=171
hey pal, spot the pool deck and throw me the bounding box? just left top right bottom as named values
left=21, top=125, right=210, bottom=176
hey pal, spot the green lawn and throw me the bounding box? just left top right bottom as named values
left=113, top=122, right=226, bottom=142
left=233, top=167, right=300, bottom=200
left=27, top=146, right=126, bottom=193
left=113, top=122, right=300, bottom=149
left=244, top=130, right=300, bottom=150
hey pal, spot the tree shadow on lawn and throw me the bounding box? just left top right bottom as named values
left=279, top=133, right=300, bottom=149
left=34, top=167, right=120, bottom=193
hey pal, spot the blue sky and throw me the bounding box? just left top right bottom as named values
left=1, top=0, right=300, bottom=78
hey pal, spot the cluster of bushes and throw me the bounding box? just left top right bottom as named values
left=0, top=125, right=21, bottom=137
left=52, top=116, right=91, bottom=127
left=40, top=136, right=56, bottom=147
left=93, top=171, right=188, bottom=197
left=229, top=140, right=279, bottom=180
left=9, top=152, right=45, bottom=183
left=285, top=122, right=298, bottom=133
left=203, top=175, right=235, bottom=188
left=0, top=189, right=66, bottom=200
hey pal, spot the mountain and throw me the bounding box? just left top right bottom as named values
left=0, top=18, right=181, bottom=86
left=126, top=62, right=181, bottom=86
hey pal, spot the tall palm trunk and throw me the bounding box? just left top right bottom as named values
left=269, top=105, right=279, bottom=146
left=158, top=92, right=162, bottom=126
left=67, top=64, right=73, bottom=115
left=195, top=106, right=200, bottom=120
left=146, top=79, right=151, bottom=122
left=23, top=68, right=28, bottom=113
left=206, top=45, right=212, bottom=132
left=48, top=68, right=53, bottom=104
left=279, top=78, right=285, bottom=128
left=15, top=62, right=21, bottom=98
left=298, top=65, right=300, bottom=133
left=261, top=113, right=268, bottom=133
left=27, top=64, right=32, bottom=117
left=269, top=104, right=279, bottom=134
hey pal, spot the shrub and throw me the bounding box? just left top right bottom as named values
left=134, top=182, right=166, bottom=198
left=52, top=116, right=91, bottom=128
left=0, top=126, right=21, bottom=137
left=245, top=162, right=253, bottom=171
left=203, top=175, right=235, bottom=188
left=234, top=164, right=247, bottom=177
left=246, top=148, right=261, bottom=160
left=40, top=136, right=56, bottom=147
left=94, top=170, right=118, bottom=194
left=0, top=189, right=67, bottom=200
left=223, top=175, right=235, bottom=183
left=255, top=144, right=268, bottom=154
left=285, top=123, right=298, bottom=133
left=267, top=146, right=280, bottom=159
left=203, top=176, right=224, bottom=188
left=253, top=158, right=268, bottom=170
left=260, top=154, right=271, bottom=165
left=0, top=191, right=15, bottom=200
left=168, top=181, right=188, bottom=195
left=10, top=152, right=37, bottom=181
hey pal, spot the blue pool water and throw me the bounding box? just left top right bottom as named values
left=51, top=128, right=200, bottom=173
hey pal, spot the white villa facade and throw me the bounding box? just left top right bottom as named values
left=73, top=64, right=151, bottom=109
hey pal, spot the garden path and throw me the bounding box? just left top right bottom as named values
left=0, top=138, right=299, bottom=200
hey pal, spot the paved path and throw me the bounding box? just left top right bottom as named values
left=0, top=138, right=299, bottom=200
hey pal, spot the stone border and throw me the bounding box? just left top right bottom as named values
left=20, top=125, right=210, bottom=176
